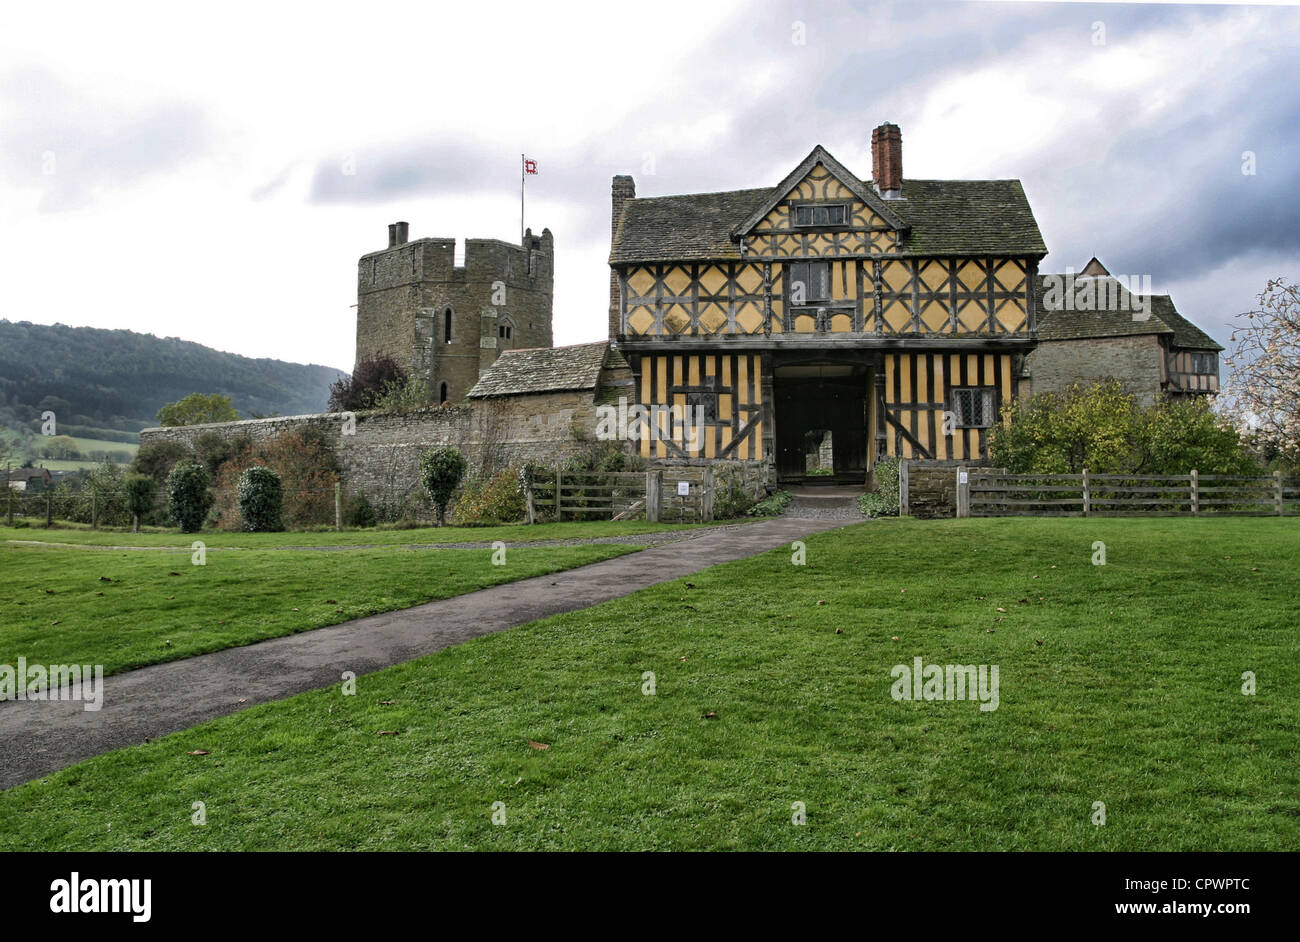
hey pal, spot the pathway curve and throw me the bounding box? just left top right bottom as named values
left=0, top=516, right=850, bottom=790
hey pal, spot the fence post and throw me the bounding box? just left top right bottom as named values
left=91, top=486, right=98, bottom=530
left=1190, top=469, right=1199, bottom=516
left=45, top=491, right=52, bottom=527
left=554, top=469, right=562, bottom=522
left=898, top=459, right=910, bottom=517
left=646, top=470, right=661, bottom=523
left=525, top=481, right=536, bottom=525
left=6, top=483, right=12, bottom=527
left=955, top=465, right=969, bottom=518
left=1081, top=468, right=1091, bottom=517
left=701, top=468, right=714, bottom=522
left=1275, top=470, right=1284, bottom=516
left=334, top=482, right=343, bottom=531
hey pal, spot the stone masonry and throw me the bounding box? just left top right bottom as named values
left=356, top=224, right=554, bottom=405
left=140, top=389, right=601, bottom=516
left=1025, top=334, right=1164, bottom=406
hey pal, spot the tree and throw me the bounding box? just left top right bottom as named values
left=131, top=440, right=191, bottom=483
left=236, top=466, right=284, bottom=532
left=123, top=473, right=157, bottom=533
left=40, top=434, right=81, bottom=460
left=156, top=393, right=239, bottom=427
left=1139, top=397, right=1256, bottom=476
left=1223, top=278, right=1300, bottom=465
left=991, top=380, right=1255, bottom=475
left=419, top=446, right=467, bottom=526
left=167, top=459, right=213, bottom=532
left=328, top=354, right=410, bottom=412
left=989, top=380, right=1138, bottom=474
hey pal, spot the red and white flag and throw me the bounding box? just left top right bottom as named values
left=523, top=157, right=538, bottom=175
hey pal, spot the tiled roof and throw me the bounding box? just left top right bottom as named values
left=1034, top=275, right=1221, bottom=350
left=610, top=168, right=1046, bottom=263
left=467, top=341, right=610, bottom=398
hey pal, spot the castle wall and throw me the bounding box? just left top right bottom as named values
left=140, top=388, right=605, bottom=518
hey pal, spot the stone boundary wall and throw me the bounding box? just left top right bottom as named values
left=140, top=391, right=616, bottom=517
left=900, top=459, right=998, bottom=519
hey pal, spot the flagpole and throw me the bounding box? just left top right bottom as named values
left=520, top=153, right=525, bottom=246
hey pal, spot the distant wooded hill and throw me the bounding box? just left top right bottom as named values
left=0, top=320, right=346, bottom=443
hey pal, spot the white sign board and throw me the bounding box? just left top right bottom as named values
left=958, top=471, right=969, bottom=484
left=677, top=481, right=690, bottom=496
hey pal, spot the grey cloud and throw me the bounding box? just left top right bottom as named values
left=0, top=69, right=213, bottom=212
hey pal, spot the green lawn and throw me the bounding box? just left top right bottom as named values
left=0, top=543, right=640, bottom=678
left=1, top=516, right=1296, bottom=851
left=0, top=519, right=709, bottom=548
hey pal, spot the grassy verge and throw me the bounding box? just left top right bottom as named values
left=0, top=519, right=716, bottom=548
left=1, top=516, right=1296, bottom=850
left=0, top=543, right=640, bottom=677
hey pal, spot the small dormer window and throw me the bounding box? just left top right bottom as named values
left=793, top=204, right=847, bottom=227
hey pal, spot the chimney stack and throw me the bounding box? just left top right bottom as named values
left=394, top=221, right=409, bottom=245
left=871, top=123, right=903, bottom=199
left=609, top=175, right=636, bottom=342
left=387, top=223, right=398, bottom=248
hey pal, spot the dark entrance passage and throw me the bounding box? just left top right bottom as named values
left=773, top=360, right=870, bottom=484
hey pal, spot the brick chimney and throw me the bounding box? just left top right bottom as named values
left=871, top=123, right=903, bottom=199
left=609, top=175, right=635, bottom=342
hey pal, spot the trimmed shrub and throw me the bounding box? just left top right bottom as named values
left=236, top=466, right=284, bottom=532
left=860, top=457, right=900, bottom=517
left=167, top=460, right=212, bottom=532
left=419, top=446, right=467, bottom=526
left=123, top=472, right=156, bottom=532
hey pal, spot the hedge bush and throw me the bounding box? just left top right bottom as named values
left=419, top=446, right=467, bottom=526
left=167, top=460, right=212, bottom=533
left=236, top=466, right=284, bottom=532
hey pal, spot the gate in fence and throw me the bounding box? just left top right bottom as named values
left=955, top=468, right=1300, bottom=518
left=525, top=469, right=716, bottom=523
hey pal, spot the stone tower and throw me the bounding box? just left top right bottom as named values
left=355, top=222, right=554, bottom=403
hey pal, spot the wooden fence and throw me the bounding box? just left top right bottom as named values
left=956, top=468, right=1300, bottom=518
left=525, top=469, right=716, bottom=523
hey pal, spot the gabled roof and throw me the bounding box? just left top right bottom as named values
left=1079, top=256, right=1110, bottom=277
left=467, top=341, right=610, bottom=398
left=610, top=159, right=1046, bottom=264
left=730, top=145, right=909, bottom=237
left=1034, top=275, right=1222, bottom=350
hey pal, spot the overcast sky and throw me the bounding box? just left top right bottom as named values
left=1, top=0, right=1296, bottom=373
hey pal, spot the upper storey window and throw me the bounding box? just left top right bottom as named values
left=788, top=261, right=831, bottom=304
left=1190, top=352, right=1216, bottom=374
left=793, top=203, right=847, bottom=227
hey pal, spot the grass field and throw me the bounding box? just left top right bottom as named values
left=0, top=516, right=1296, bottom=850
left=19, top=435, right=138, bottom=471
left=0, top=519, right=709, bottom=548
left=0, top=542, right=640, bottom=677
